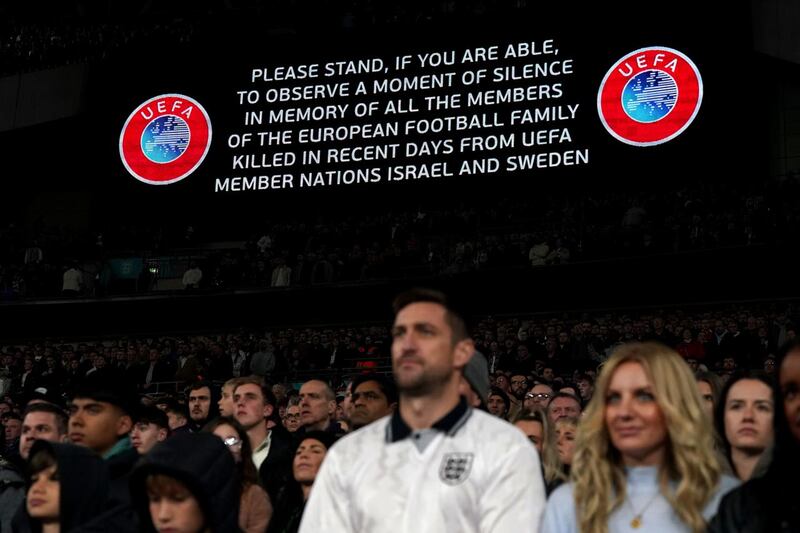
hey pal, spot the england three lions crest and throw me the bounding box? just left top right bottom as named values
left=439, top=453, right=474, bottom=485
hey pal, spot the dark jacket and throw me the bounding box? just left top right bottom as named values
left=130, top=432, right=240, bottom=532
left=259, top=428, right=293, bottom=493
left=708, top=474, right=800, bottom=533
left=72, top=438, right=139, bottom=533
left=267, top=429, right=338, bottom=533
left=0, top=459, right=25, bottom=533
left=259, top=425, right=294, bottom=533
left=709, top=342, right=800, bottom=533
left=137, top=360, right=174, bottom=387
left=15, top=441, right=110, bottom=533
left=293, top=420, right=345, bottom=439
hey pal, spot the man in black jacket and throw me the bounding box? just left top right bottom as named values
left=232, top=376, right=294, bottom=515
left=66, top=374, right=139, bottom=532
left=186, top=381, right=217, bottom=432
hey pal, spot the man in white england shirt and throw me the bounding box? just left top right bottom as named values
left=300, top=288, right=546, bottom=533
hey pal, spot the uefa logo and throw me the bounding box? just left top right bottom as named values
left=119, top=94, right=212, bottom=185
left=597, top=47, right=703, bottom=147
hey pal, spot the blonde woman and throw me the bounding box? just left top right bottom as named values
left=555, top=416, right=579, bottom=473
left=542, top=342, right=739, bottom=533
left=513, top=408, right=566, bottom=494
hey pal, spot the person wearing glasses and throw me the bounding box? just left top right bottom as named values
left=541, top=342, right=739, bottom=533
left=206, top=416, right=272, bottom=533
left=524, top=383, right=555, bottom=411
left=283, top=404, right=302, bottom=432
left=508, top=373, right=530, bottom=420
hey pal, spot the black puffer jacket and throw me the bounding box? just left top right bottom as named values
left=16, top=441, right=110, bottom=533
left=129, top=432, right=240, bottom=532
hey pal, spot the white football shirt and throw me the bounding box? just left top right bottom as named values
left=299, top=398, right=546, bottom=532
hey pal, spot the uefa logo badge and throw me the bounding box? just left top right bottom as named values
left=119, top=94, right=212, bottom=185
left=597, top=47, right=703, bottom=147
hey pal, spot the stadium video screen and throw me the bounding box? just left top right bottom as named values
left=3, top=1, right=762, bottom=224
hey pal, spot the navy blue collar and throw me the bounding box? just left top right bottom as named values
left=386, top=396, right=471, bottom=443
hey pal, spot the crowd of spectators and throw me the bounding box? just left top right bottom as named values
left=0, top=179, right=794, bottom=299
left=0, top=299, right=793, bottom=401
left=0, top=289, right=796, bottom=531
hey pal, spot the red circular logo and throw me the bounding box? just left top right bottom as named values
left=119, top=94, right=212, bottom=185
left=597, top=47, right=703, bottom=146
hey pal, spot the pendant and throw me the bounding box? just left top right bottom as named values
left=630, top=517, right=642, bottom=529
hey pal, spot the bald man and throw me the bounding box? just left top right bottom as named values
left=296, top=379, right=343, bottom=435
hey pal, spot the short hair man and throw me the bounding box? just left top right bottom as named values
left=130, top=405, right=169, bottom=455
left=296, top=379, right=342, bottom=435
left=68, top=382, right=134, bottom=458
left=2, top=404, right=69, bottom=533
left=20, top=403, right=68, bottom=460
left=3, top=413, right=22, bottom=460
left=233, top=376, right=294, bottom=527
left=218, top=377, right=244, bottom=417
left=508, top=373, right=528, bottom=419
left=67, top=376, right=139, bottom=531
left=300, top=288, right=546, bottom=532
left=349, top=373, right=398, bottom=431
left=283, top=404, right=301, bottom=432
left=164, top=401, right=190, bottom=434
left=487, top=386, right=510, bottom=419
left=233, top=376, right=277, bottom=469
left=524, top=383, right=554, bottom=411
left=187, top=381, right=214, bottom=432
left=576, top=373, right=595, bottom=402
left=546, top=392, right=582, bottom=424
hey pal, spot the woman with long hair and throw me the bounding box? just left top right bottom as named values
left=714, top=371, right=774, bottom=481
left=542, top=342, right=739, bottom=533
left=554, top=416, right=578, bottom=475
left=709, top=338, right=800, bottom=531
left=204, top=416, right=272, bottom=533
left=512, top=408, right=565, bottom=494
left=271, top=430, right=337, bottom=533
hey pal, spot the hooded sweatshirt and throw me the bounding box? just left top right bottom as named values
left=17, top=441, right=110, bottom=533
left=129, top=432, right=240, bottom=533
left=0, top=458, right=25, bottom=533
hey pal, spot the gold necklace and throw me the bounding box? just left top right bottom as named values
left=626, top=492, right=660, bottom=529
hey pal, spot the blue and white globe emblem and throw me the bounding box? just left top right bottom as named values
left=140, top=115, right=190, bottom=164
left=622, top=70, right=678, bottom=123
